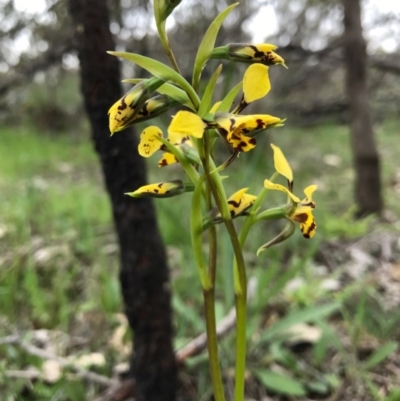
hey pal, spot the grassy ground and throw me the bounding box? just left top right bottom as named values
left=0, top=120, right=399, bottom=400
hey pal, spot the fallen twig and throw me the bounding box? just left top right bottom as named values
left=1, top=335, right=116, bottom=387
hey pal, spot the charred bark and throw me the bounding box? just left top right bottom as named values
left=342, top=0, right=383, bottom=216
left=67, top=0, right=177, bottom=400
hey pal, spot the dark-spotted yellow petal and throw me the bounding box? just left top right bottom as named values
left=227, top=188, right=257, bottom=217
left=158, top=152, right=178, bottom=167
left=109, top=84, right=145, bottom=134
left=232, top=43, right=278, bottom=59
left=125, top=179, right=192, bottom=198
left=291, top=206, right=317, bottom=239
left=214, top=113, right=282, bottom=136
left=138, top=126, right=163, bottom=157
left=211, top=43, right=286, bottom=67
left=227, top=131, right=257, bottom=152
left=108, top=77, right=165, bottom=134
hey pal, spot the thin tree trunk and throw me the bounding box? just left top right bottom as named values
left=67, top=1, right=177, bottom=400
left=342, top=0, right=383, bottom=216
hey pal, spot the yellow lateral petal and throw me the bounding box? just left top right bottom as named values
left=227, top=131, right=257, bottom=152
left=264, top=179, right=300, bottom=203
left=303, top=185, right=318, bottom=201
left=243, top=64, right=271, bottom=104
left=270, top=143, right=293, bottom=183
left=168, top=111, right=206, bottom=140
left=138, top=126, right=163, bottom=157
left=158, top=152, right=178, bottom=167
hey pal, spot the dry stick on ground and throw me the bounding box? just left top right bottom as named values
left=91, top=278, right=258, bottom=401
left=1, top=279, right=257, bottom=401
left=1, top=335, right=116, bottom=387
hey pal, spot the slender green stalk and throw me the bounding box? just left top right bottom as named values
left=203, top=288, right=226, bottom=401
left=197, top=135, right=225, bottom=401
left=162, top=37, right=182, bottom=74
left=204, top=156, right=248, bottom=401
left=224, top=219, right=247, bottom=401
left=230, top=172, right=280, bottom=401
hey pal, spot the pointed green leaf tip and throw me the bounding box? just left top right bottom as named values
left=107, top=51, right=200, bottom=109
left=192, top=3, right=239, bottom=90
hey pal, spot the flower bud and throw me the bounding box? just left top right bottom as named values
left=108, top=77, right=165, bottom=135
left=211, top=43, right=286, bottom=67
left=129, top=95, right=179, bottom=126
left=154, top=0, right=182, bottom=23
left=125, top=180, right=194, bottom=198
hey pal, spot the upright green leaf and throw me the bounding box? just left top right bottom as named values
left=108, top=52, right=200, bottom=109
left=198, top=64, right=223, bottom=117
left=192, top=3, right=238, bottom=90
left=217, top=81, right=242, bottom=112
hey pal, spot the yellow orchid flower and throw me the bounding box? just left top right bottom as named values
left=138, top=125, right=197, bottom=168
left=213, top=113, right=284, bottom=152
left=264, top=144, right=318, bottom=238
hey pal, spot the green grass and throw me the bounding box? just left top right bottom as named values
left=0, top=120, right=399, bottom=400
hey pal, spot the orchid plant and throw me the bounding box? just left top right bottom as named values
left=107, top=2, right=317, bottom=400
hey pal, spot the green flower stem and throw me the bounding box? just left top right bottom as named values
left=203, top=134, right=218, bottom=286
left=234, top=289, right=247, bottom=401
left=204, top=156, right=247, bottom=401
left=159, top=28, right=182, bottom=74
left=230, top=172, right=279, bottom=401
left=210, top=45, right=230, bottom=60
left=194, top=136, right=226, bottom=401
left=190, top=175, right=212, bottom=290
left=203, top=287, right=226, bottom=401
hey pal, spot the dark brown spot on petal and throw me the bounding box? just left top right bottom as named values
left=292, top=213, right=308, bottom=223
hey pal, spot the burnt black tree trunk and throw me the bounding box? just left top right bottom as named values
left=342, top=0, right=383, bottom=216
left=67, top=0, right=177, bottom=400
